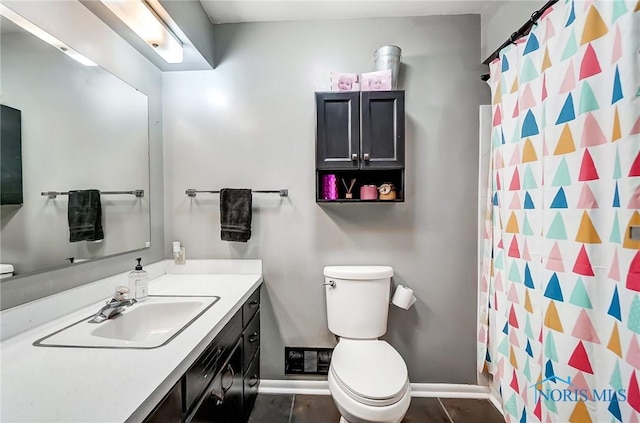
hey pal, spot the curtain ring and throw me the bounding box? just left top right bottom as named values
left=530, top=10, right=541, bottom=26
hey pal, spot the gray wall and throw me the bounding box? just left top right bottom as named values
left=163, top=15, right=488, bottom=383
left=0, top=1, right=165, bottom=309
left=480, top=0, right=545, bottom=62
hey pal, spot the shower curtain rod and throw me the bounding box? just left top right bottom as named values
left=480, top=0, right=558, bottom=81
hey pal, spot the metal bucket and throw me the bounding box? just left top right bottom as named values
left=374, top=45, right=402, bottom=89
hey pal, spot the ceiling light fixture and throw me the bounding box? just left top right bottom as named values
left=99, top=0, right=183, bottom=64
left=0, top=4, right=97, bottom=67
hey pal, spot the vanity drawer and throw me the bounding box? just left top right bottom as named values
left=243, top=310, right=260, bottom=372
left=185, top=310, right=241, bottom=415
left=242, top=287, right=260, bottom=328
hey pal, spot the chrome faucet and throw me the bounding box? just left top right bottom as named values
left=88, top=286, right=137, bottom=323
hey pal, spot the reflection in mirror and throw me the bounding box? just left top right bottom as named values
left=0, top=13, right=151, bottom=277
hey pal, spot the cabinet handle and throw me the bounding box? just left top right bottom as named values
left=249, top=375, right=259, bottom=387
left=351, top=153, right=358, bottom=161
left=363, top=153, right=370, bottom=161
left=222, top=364, right=235, bottom=394
left=211, top=392, right=224, bottom=406
left=249, top=301, right=259, bottom=308
left=248, top=333, right=259, bottom=343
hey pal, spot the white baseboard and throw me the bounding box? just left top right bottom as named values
left=489, top=385, right=504, bottom=415
left=259, top=379, right=331, bottom=395
left=410, top=383, right=490, bottom=398
left=259, top=380, right=491, bottom=399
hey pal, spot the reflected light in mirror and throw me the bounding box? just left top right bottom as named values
left=100, top=0, right=183, bottom=63
left=0, top=4, right=97, bottom=67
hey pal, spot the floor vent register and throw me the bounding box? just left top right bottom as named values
left=285, top=347, right=333, bottom=375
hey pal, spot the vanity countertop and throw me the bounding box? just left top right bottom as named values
left=0, top=272, right=263, bottom=422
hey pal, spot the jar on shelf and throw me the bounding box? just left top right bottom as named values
left=360, top=185, right=378, bottom=200
left=378, top=183, right=396, bottom=200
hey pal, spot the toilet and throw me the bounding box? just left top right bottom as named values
left=324, top=266, right=411, bottom=423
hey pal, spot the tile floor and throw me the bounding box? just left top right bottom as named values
left=248, top=394, right=505, bottom=423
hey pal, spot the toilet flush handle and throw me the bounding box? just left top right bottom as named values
left=323, top=280, right=336, bottom=288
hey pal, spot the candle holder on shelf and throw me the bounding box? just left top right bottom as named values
left=378, top=183, right=396, bottom=200
left=322, top=174, right=338, bottom=200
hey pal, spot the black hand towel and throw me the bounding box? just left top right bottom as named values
left=68, top=189, right=104, bottom=242
left=220, top=188, right=252, bottom=242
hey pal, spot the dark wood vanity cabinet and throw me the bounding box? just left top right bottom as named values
left=145, top=380, right=183, bottom=423
left=143, top=286, right=261, bottom=423
left=190, top=338, right=244, bottom=423
left=241, top=289, right=261, bottom=421
left=315, top=90, right=405, bottom=202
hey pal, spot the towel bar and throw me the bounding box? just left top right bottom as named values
left=41, top=190, right=145, bottom=199
left=185, top=189, right=288, bottom=198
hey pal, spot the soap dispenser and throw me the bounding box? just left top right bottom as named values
left=128, top=257, right=149, bottom=301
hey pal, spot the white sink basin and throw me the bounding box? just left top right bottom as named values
left=34, top=295, right=220, bottom=349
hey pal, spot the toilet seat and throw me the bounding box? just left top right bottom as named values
left=330, top=339, right=408, bottom=407
left=331, top=367, right=410, bottom=407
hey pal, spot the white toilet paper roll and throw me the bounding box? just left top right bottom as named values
left=391, top=285, right=417, bottom=310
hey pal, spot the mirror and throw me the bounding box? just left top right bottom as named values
left=0, top=14, right=151, bottom=277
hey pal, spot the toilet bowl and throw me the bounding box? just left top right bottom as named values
left=323, top=266, right=411, bottom=423
left=328, top=339, right=411, bottom=423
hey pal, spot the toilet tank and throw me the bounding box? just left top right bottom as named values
left=324, top=266, right=393, bottom=339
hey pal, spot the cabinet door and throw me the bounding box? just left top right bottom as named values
left=190, top=340, right=243, bottom=423
left=243, top=350, right=260, bottom=422
left=360, top=91, right=405, bottom=169
left=243, top=310, right=260, bottom=373
left=315, top=92, right=360, bottom=170
left=144, top=380, right=182, bottom=423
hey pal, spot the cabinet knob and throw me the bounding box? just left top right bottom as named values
left=363, top=153, right=370, bottom=161
left=351, top=153, right=358, bottom=161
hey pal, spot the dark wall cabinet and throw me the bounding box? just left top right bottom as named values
left=0, top=104, right=24, bottom=205
left=144, top=287, right=261, bottom=423
left=315, top=91, right=405, bottom=202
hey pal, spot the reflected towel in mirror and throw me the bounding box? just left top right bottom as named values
left=68, top=189, right=104, bottom=242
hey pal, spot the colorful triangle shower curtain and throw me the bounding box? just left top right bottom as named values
left=478, top=1, right=640, bottom=422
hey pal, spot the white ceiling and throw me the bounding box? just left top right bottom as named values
left=199, top=0, right=487, bottom=24
left=79, top=0, right=490, bottom=71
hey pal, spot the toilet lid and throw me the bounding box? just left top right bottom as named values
left=331, top=340, right=408, bottom=402
left=323, top=266, right=393, bottom=280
